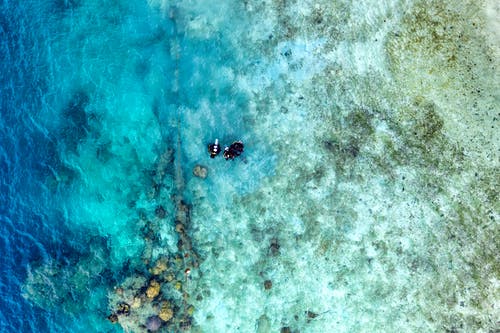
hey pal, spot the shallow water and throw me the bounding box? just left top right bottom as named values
left=1, top=0, right=498, bottom=332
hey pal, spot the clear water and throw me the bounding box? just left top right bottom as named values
left=1, top=0, right=498, bottom=332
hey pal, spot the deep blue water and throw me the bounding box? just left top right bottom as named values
left=1, top=2, right=55, bottom=331
left=0, top=2, right=110, bottom=331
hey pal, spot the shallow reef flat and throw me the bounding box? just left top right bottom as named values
left=183, top=0, right=499, bottom=331
left=16, top=0, right=499, bottom=332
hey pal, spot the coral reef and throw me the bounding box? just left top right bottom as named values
left=107, top=142, right=201, bottom=332
left=22, top=237, right=111, bottom=316
left=106, top=8, right=204, bottom=329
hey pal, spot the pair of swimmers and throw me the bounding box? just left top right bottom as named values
left=208, top=139, right=244, bottom=160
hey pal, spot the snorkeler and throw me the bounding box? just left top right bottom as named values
left=207, top=139, right=221, bottom=158
left=223, top=146, right=235, bottom=160
left=230, top=141, right=244, bottom=156
left=223, top=141, right=244, bottom=160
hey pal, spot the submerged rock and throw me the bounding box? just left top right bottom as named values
left=175, top=223, right=185, bottom=233
left=146, top=280, right=161, bottom=299
left=256, top=314, right=271, bottom=333
left=179, top=317, right=192, bottom=331
left=269, top=238, right=280, bottom=256
left=159, top=302, right=174, bottom=322
left=131, top=296, right=142, bottom=309
left=150, top=258, right=168, bottom=276
left=107, top=313, right=118, bottom=323
left=306, top=310, right=318, bottom=318
left=155, top=206, right=166, bottom=218
left=193, top=165, right=208, bottom=179
left=264, top=280, right=272, bottom=290
left=146, top=316, right=162, bottom=331
left=174, top=281, right=182, bottom=290
left=116, top=302, right=130, bottom=315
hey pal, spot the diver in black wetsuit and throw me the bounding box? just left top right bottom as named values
left=230, top=141, right=244, bottom=156
left=208, top=139, right=221, bottom=158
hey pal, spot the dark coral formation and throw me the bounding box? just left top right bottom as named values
left=107, top=145, right=200, bottom=332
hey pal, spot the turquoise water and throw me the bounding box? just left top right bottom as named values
left=1, top=0, right=498, bottom=332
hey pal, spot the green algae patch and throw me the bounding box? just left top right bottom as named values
left=402, top=97, right=443, bottom=144
left=382, top=1, right=499, bottom=329
left=386, top=0, right=499, bottom=163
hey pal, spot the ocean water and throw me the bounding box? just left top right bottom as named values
left=0, top=0, right=498, bottom=332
